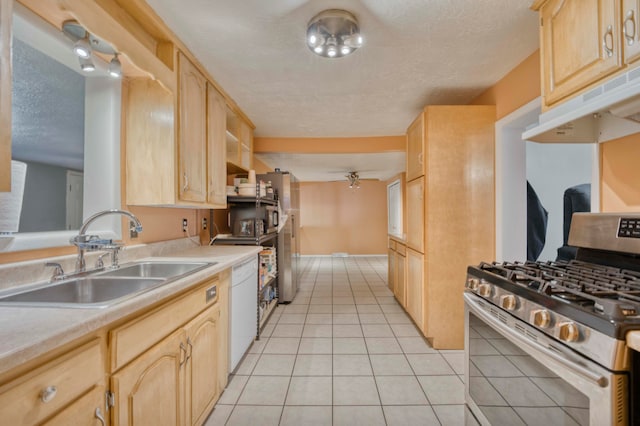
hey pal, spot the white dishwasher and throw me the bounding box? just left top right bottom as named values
left=230, top=256, right=258, bottom=372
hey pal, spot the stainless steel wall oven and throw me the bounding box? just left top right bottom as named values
left=465, top=213, right=640, bottom=425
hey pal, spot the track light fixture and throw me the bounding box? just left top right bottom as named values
left=108, top=53, right=122, bottom=78
left=78, top=56, right=95, bottom=72
left=73, top=34, right=91, bottom=59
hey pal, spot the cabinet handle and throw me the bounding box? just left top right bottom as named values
left=603, top=24, right=614, bottom=57
left=624, top=10, right=636, bottom=46
left=179, top=342, right=188, bottom=366
left=95, top=408, right=106, bottom=426
left=417, top=152, right=423, bottom=166
left=183, top=172, right=189, bottom=192
left=40, top=386, right=57, bottom=403
left=186, top=337, right=193, bottom=362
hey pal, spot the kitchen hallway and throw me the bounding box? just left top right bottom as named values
left=206, top=256, right=476, bottom=425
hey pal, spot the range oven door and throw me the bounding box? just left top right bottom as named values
left=464, top=292, right=627, bottom=426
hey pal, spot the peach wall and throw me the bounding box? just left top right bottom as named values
left=253, top=156, right=271, bottom=174
left=601, top=134, right=640, bottom=212
left=471, top=50, right=540, bottom=120
left=299, top=180, right=388, bottom=255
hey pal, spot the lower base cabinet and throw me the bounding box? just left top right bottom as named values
left=406, top=248, right=424, bottom=331
left=43, top=385, right=106, bottom=426
left=111, top=330, right=187, bottom=426
left=395, top=249, right=406, bottom=308
left=186, top=304, right=221, bottom=426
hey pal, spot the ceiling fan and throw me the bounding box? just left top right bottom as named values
left=346, top=171, right=361, bottom=189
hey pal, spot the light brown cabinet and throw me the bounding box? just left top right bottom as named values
left=0, top=338, right=106, bottom=426
left=110, top=274, right=229, bottom=426
left=406, top=177, right=424, bottom=253
left=388, top=238, right=407, bottom=308
left=623, top=0, right=640, bottom=64
left=111, top=329, right=186, bottom=426
left=0, top=0, right=11, bottom=192
left=534, top=0, right=622, bottom=106
left=43, top=385, right=106, bottom=426
left=126, top=55, right=229, bottom=208
left=178, top=53, right=208, bottom=203
left=406, top=113, right=424, bottom=181
left=404, top=106, right=495, bottom=349
left=226, top=107, right=253, bottom=174
left=185, top=304, right=221, bottom=426
left=406, top=248, right=424, bottom=331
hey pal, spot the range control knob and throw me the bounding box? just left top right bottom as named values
left=467, top=278, right=480, bottom=290
left=500, top=295, right=517, bottom=311
left=532, top=309, right=551, bottom=328
left=478, top=283, right=492, bottom=298
left=558, top=322, right=580, bottom=342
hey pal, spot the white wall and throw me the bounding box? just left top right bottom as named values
left=525, top=143, right=593, bottom=261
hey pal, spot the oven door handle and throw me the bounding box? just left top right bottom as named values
left=465, top=293, right=608, bottom=388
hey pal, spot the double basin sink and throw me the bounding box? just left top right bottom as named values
left=0, top=261, right=216, bottom=308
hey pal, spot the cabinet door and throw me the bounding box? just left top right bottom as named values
left=0, top=0, right=11, bottom=192
left=406, top=177, right=424, bottom=253
left=238, top=119, right=253, bottom=170
left=207, top=84, right=227, bottom=207
left=111, top=330, right=186, bottom=426
left=396, top=251, right=407, bottom=309
left=406, top=113, right=424, bottom=181
left=185, top=305, right=221, bottom=426
left=540, top=0, right=621, bottom=105
left=178, top=53, right=207, bottom=203
left=216, top=273, right=230, bottom=394
left=388, top=247, right=396, bottom=292
left=623, top=0, right=640, bottom=64
left=43, top=385, right=106, bottom=426
left=406, top=248, right=424, bottom=332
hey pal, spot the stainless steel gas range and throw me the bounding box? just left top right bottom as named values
left=464, top=213, right=640, bottom=426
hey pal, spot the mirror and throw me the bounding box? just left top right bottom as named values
left=1, top=3, right=122, bottom=252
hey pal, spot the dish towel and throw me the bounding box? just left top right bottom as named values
left=0, top=161, right=27, bottom=234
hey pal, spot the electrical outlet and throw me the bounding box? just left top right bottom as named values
left=202, top=218, right=207, bottom=230
left=182, top=218, right=188, bottom=232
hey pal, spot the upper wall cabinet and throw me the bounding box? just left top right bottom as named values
left=406, top=113, right=424, bottom=182
left=178, top=53, right=208, bottom=203
left=623, top=0, right=640, bottom=64
left=0, top=0, right=11, bottom=192
left=534, top=0, right=622, bottom=107
left=126, top=53, right=228, bottom=209
left=226, top=107, right=253, bottom=174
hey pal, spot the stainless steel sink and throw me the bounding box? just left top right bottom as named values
left=0, top=277, right=165, bottom=307
left=0, top=261, right=216, bottom=308
left=97, top=261, right=213, bottom=279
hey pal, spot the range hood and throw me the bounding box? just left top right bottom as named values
left=523, top=66, right=640, bottom=143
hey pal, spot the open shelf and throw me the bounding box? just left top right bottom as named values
left=213, top=233, right=276, bottom=246
left=227, top=195, right=276, bottom=205
left=259, top=297, right=278, bottom=329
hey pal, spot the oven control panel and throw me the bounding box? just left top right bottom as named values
left=617, top=218, right=640, bottom=238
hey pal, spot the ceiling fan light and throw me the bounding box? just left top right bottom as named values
left=340, top=45, right=351, bottom=55
left=314, top=45, right=323, bottom=54
left=327, top=46, right=337, bottom=57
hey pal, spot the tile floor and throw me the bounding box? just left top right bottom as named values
left=205, top=256, right=478, bottom=426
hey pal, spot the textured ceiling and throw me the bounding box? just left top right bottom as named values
left=146, top=0, right=539, bottom=138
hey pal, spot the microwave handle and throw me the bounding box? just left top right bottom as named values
left=464, top=293, right=608, bottom=388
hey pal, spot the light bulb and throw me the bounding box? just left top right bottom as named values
left=340, top=46, right=351, bottom=55
left=357, top=35, right=363, bottom=46
left=79, top=56, right=95, bottom=72
left=327, top=46, right=337, bottom=57
left=309, top=34, right=317, bottom=45
left=314, top=46, right=323, bottom=54
left=73, top=36, right=91, bottom=59
left=108, top=54, right=122, bottom=78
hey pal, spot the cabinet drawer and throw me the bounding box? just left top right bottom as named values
left=110, top=277, right=218, bottom=372
left=43, top=384, right=105, bottom=426
left=0, top=339, right=103, bottom=426
left=396, top=243, right=406, bottom=256
left=388, top=239, right=397, bottom=250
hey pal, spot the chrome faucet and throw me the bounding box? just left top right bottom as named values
left=70, top=209, right=143, bottom=272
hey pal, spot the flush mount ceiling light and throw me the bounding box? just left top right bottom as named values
left=307, top=9, right=363, bottom=58
left=346, top=171, right=361, bottom=189
left=62, top=20, right=121, bottom=78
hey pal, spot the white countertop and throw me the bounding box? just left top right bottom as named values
left=0, top=244, right=262, bottom=376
